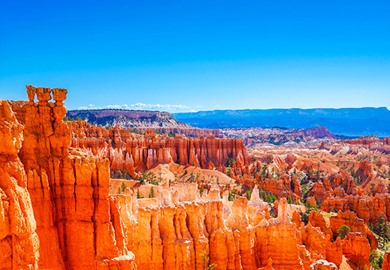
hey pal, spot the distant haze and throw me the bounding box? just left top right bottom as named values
left=173, top=107, right=390, bottom=137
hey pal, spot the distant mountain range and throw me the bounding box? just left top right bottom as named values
left=173, top=107, right=390, bottom=137
left=67, top=109, right=190, bottom=129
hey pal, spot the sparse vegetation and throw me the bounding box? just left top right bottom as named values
left=287, top=196, right=298, bottom=205
left=200, top=253, right=216, bottom=270
left=226, top=167, right=231, bottom=177
left=300, top=211, right=309, bottom=225
left=369, top=250, right=384, bottom=270
left=371, top=215, right=390, bottom=244
left=149, top=186, right=155, bottom=198
left=301, top=183, right=310, bottom=200
left=137, top=172, right=158, bottom=185
left=137, top=189, right=142, bottom=199
left=261, top=164, right=268, bottom=179
left=228, top=190, right=236, bottom=201
left=117, top=182, right=127, bottom=194
left=259, top=189, right=277, bottom=203
left=111, top=170, right=131, bottom=180
left=245, top=189, right=253, bottom=200
left=225, top=157, right=236, bottom=167
left=188, top=172, right=196, bottom=183
left=337, top=225, right=351, bottom=240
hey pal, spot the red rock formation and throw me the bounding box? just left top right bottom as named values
left=325, top=238, right=342, bottom=268
left=330, top=211, right=377, bottom=250
left=259, top=174, right=299, bottom=201
left=3, top=86, right=388, bottom=270
left=355, top=160, right=375, bottom=183
left=3, top=86, right=137, bottom=269
left=68, top=121, right=250, bottom=178
left=302, top=223, right=326, bottom=261
left=342, top=232, right=371, bottom=269
left=383, top=252, right=390, bottom=270
left=300, top=126, right=335, bottom=139
left=321, top=194, right=390, bottom=224
left=309, top=259, right=338, bottom=270
left=0, top=100, right=39, bottom=269
left=254, top=199, right=304, bottom=269
left=259, top=258, right=275, bottom=270
left=308, top=212, right=332, bottom=238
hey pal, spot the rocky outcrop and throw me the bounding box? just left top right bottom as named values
left=299, top=126, right=335, bottom=139
left=383, top=252, right=390, bottom=270
left=309, top=260, right=338, bottom=270
left=0, top=100, right=39, bottom=270
left=68, top=121, right=250, bottom=178
left=308, top=212, right=332, bottom=237
left=342, top=232, right=371, bottom=269
left=321, top=194, right=390, bottom=224
left=3, top=86, right=137, bottom=269
left=258, top=174, right=299, bottom=201
left=330, top=211, right=378, bottom=250
left=131, top=196, right=308, bottom=270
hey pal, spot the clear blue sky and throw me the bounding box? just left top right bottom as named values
left=1, top=0, right=389, bottom=112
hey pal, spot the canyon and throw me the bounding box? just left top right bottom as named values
left=0, top=86, right=389, bottom=270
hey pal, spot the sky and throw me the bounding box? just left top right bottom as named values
left=1, top=0, right=389, bottom=112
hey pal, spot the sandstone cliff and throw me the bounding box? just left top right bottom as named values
left=4, top=86, right=137, bottom=269
left=0, top=100, right=39, bottom=269
left=68, top=120, right=250, bottom=178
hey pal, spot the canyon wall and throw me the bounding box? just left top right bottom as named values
left=0, top=100, right=39, bottom=269
left=4, top=86, right=137, bottom=269
left=68, top=121, right=250, bottom=178
left=122, top=188, right=344, bottom=270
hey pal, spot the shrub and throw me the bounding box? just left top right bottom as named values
left=118, top=182, right=127, bottom=194
left=373, top=215, right=389, bottom=242
left=226, top=168, right=231, bottom=177
left=300, top=212, right=309, bottom=225
left=228, top=190, right=236, bottom=201
left=200, top=253, right=216, bottom=270
left=259, top=189, right=277, bottom=203
left=245, top=189, right=253, bottom=200
left=337, top=225, right=351, bottom=240
left=287, top=196, right=294, bottom=204
left=225, top=157, right=236, bottom=167
left=149, top=186, right=155, bottom=198
left=369, top=250, right=384, bottom=270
